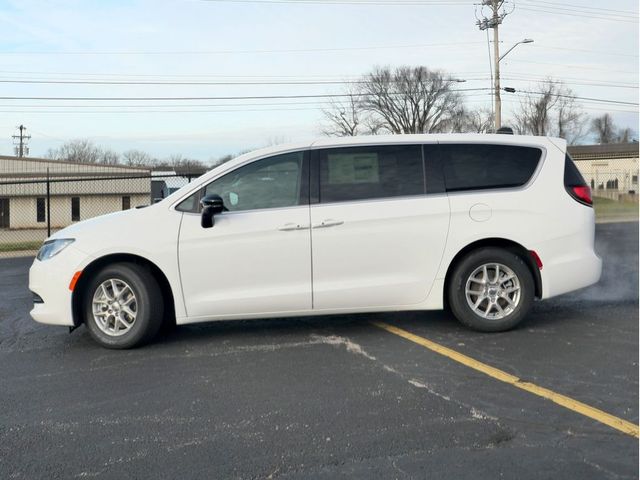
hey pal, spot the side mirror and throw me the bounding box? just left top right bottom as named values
left=200, top=194, right=225, bottom=228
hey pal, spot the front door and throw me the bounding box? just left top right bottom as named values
left=0, top=198, right=9, bottom=229
left=178, top=151, right=312, bottom=319
left=309, top=144, right=450, bottom=310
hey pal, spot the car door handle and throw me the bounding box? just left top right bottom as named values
left=278, top=223, right=310, bottom=231
left=312, top=219, right=344, bottom=229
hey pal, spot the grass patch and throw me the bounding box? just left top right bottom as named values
left=0, top=241, right=42, bottom=252
left=593, top=196, right=638, bottom=221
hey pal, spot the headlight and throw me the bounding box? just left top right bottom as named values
left=36, top=238, right=75, bottom=261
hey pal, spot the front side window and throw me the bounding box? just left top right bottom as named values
left=201, top=151, right=305, bottom=213
left=318, top=145, right=424, bottom=203
left=438, top=144, right=542, bottom=192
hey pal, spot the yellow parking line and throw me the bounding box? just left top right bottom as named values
left=371, top=321, right=639, bottom=439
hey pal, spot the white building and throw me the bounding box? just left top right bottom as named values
left=151, top=171, right=191, bottom=202
left=568, top=143, right=639, bottom=199
left=0, top=156, right=152, bottom=230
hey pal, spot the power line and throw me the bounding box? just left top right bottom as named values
left=0, top=94, right=498, bottom=110
left=0, top=41, right=482, bottom=56
left=516, top=5, right=638, bottom=22
left=0, top=69, right=636, bottom=89
left=519, top=1, right=637, bottom=19
left=201, top=0, right=471, bottom=4
left=505, top=59, right=637, bottom=75
left=0, top=108, right=325, bottom=114
left=521, top=0, right=638, bottom=16
left=498, top=78, right=639, bottom=90
left=0, top=79, right=365, bottom=86
left=0, top=78, right=463, bottom=86
left=0, top=70, right=365, bottom=79
left=202, top=0, right=639, bottom=19
left=492, top=72, right=638, bottom=87
left=505, top=89, right=639, bottom=106
left=0, top=88, right=489, bottom=102
left=1, top=89, right=633, bottom=108
left=532, top=44, right=638, bottom=58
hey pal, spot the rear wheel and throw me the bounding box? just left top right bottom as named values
left=448, top=248, right=534, bottom=332
left=83, top=263, right=163, bottom=349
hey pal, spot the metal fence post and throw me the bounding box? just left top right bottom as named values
left=46, top=168, right=51, bottom=237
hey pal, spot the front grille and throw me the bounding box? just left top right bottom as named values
left=31, top=291, right=44, bottom=304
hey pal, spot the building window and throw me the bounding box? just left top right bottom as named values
left=122, top=196, right=131, bottom=210
left=633, top=175, right=638, bottom=185
left=71, top=197, right=80, bottom=221
left=36, top=197, right=46, bottom=223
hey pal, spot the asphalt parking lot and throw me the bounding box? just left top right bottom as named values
left=1, top=222, right=638, bottom=479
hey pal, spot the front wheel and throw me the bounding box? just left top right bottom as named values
left=83, top=263, right=164, bottom=349
left=448, top=248, right=534, bottom=332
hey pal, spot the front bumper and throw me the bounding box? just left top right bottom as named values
left=29, top=245, right=89, bottom=326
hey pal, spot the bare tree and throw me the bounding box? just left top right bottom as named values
left=265, top=135, right=290, bottom=146
left=157, top=154, right=206, bottom=173
left=100, top=149, right=120, bottom=165
left=360, top=66, right=464, bottom=134
left=616, top=127, right=636, bottom=143
left=322, top=92, right=363, bottom=137
left=322, top=66, right=465, bottom=136
left=47, top=139, right=104, bottom=164
left=511, top=79, right=586, bottom=143
left=512, top=81, right=559, bottom=136
left=122, top=149, right=153, bottom=166
left=555, top=96, right=587, bottom=144
left=590, top=114, right=636, bottom=143
left=447, top=107, right=494, bottom=133
left=211, top=154, right=234, bottom=168
left=590, top=113, right=616, bottom=144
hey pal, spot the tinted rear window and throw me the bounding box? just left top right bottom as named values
left=318, top=145, right=424, bottom=203
left=564, top=153, right=587, bottom=187
left=438, top=144, right=542, bottom=192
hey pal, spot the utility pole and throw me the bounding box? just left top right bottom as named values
left=476, top=0, right=512, bottom=131
left=12, top=124, right=31, bottom=158
left=492, top=3, right=502, bottom=130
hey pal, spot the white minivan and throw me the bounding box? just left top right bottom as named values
left=29, top=134, right=602, bottom=348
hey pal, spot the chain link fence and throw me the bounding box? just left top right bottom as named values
left=572, top=152, right=639, bottom=223
left=0, top=154, right=637, bottom=258
left=0, top=168, right=198, bottom=258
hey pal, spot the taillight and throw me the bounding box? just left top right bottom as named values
left=568, top=185, right=592, bottom=206
left=564, top=153, right=592, bottom=207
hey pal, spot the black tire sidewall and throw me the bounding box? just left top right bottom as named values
left=83, top=263, right=163, bottom=349
left=449, top=248, right=534, bottom=332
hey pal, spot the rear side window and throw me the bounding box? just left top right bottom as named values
left=318, top=145, right=424, bottom=203
left=437, top=144, right=542, bottom=192
left=564, top=153, right=587, bottom=186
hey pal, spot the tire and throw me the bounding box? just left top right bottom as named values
left=83, top=262, right=164, bottom=349
left=448, top=248, right=534, bottom=332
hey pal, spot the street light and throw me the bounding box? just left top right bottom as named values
left=493, top=38, right=533, bottom=131
left=499, top=38, right=534, bottom=62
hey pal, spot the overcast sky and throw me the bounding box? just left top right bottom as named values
left=0, top=0, right=637, bottom=162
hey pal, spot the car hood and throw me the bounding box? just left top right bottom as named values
left=47, top=204, right=164, bottom=254
left=49, top=208, right=138, bottom=240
